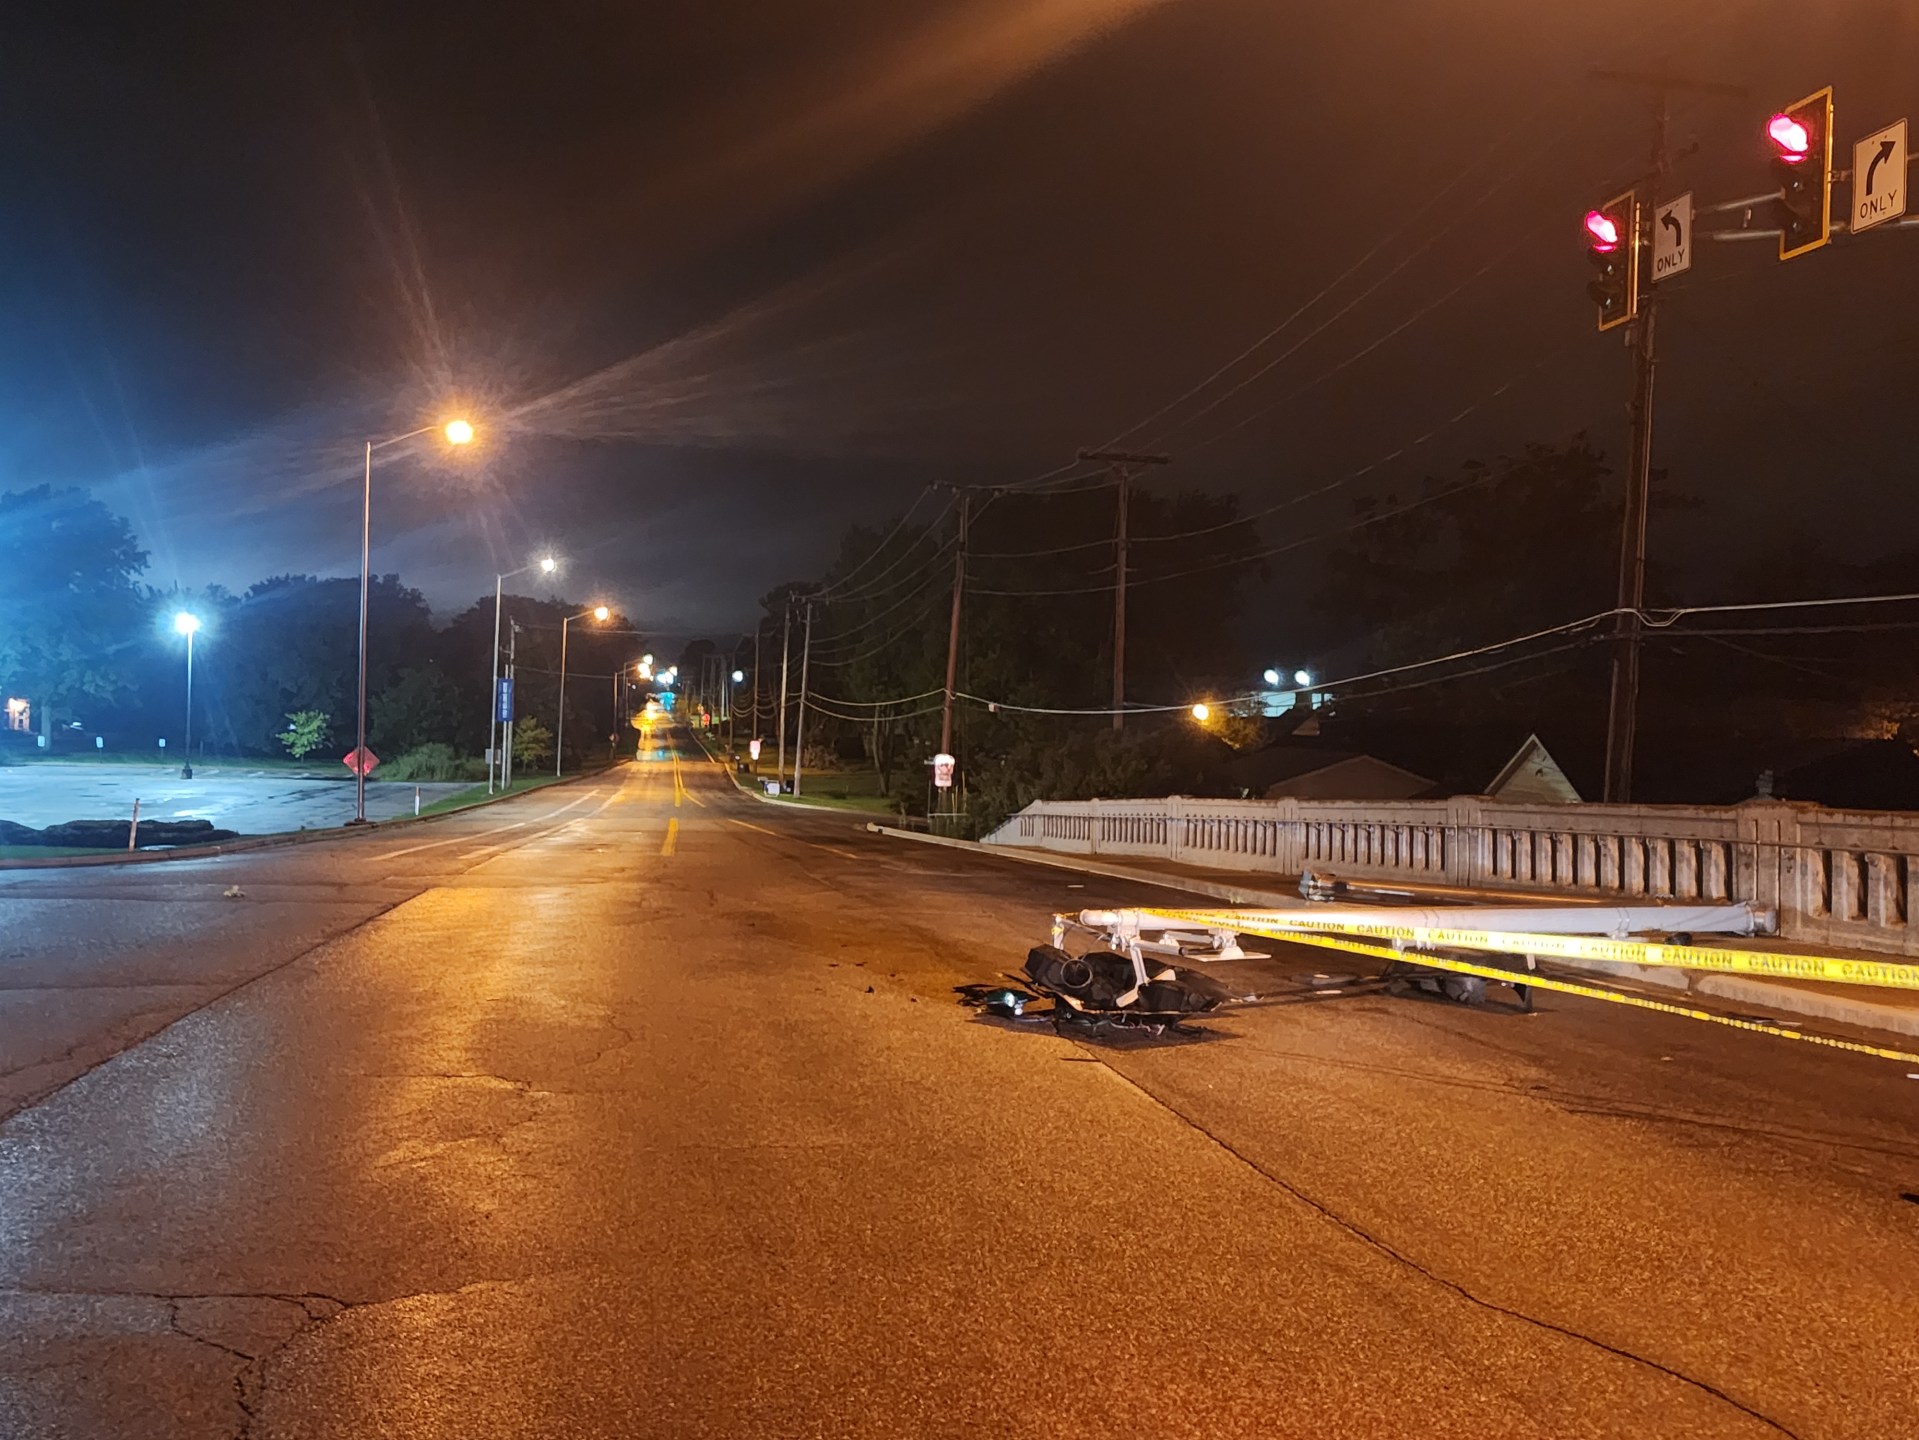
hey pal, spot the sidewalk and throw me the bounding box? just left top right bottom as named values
left=873, top=826, right=1919, bottom=1041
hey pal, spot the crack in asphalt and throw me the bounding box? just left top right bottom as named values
left=1087, top=1058, right=1803, bottom=1440
left=8, top=1281, right=520, bottom=1439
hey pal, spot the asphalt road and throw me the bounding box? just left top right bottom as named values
left=1, top=738, right=1915, bottom=1438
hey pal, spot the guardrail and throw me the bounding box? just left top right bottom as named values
left=983, top=795, right=1919, bottom=958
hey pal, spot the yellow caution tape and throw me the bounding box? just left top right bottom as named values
left=1270, top=929, right=1919, bottom=1067
left=1143, top=908, right=1919, bottom=992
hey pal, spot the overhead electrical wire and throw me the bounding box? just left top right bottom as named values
left=803, top=591, right=1919, bottom=720
left=813, top=485, right=938, bottom=599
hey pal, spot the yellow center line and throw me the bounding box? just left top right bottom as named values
left=661, top=816, right=678, bottom=856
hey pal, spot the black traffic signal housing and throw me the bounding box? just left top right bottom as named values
left=1767, top=87, right=1833, bottom=260
left=1583, top=190, right=1639, bottom=332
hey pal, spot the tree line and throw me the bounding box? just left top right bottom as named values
left=0, top=486, right=645, bottom=772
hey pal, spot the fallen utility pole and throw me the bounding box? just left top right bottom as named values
left=1079, top=448, right=1169, bottom=732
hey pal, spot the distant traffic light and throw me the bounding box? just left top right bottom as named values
left=1767, top=87, right=1833, bottom=260
left=1583, top=191, right=1639, bottom=332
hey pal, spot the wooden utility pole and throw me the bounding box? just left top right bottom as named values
left=940, top=492, right=969, bottom=757
left=1079, top=449, right=1169, bottom=731
left=792, top=600, right=814, bottom=798
left=1591, top=68, right=1744, bottom=803
left=776, top=601, right=791, bottom=788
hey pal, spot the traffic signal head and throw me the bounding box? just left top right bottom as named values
left=1583, top=191, right=1639, bottom=332
left=1767, top=87, right=1832, bottom=260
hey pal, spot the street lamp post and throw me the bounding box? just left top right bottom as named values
left=490, top=555, right=557, bottom=793
left=557, top=605, right=610, bottom=777
left=173, top=612, right=200, bottom=779
left=353, top=418, right=474, bottom=825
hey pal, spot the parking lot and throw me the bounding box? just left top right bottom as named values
left=0, top=762, right=468, bottom=835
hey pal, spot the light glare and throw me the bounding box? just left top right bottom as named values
left=1768, top=113, right=1810, bottom=156
left=539, top=556, right=557, bottom=573
left=1190, top=703, right=1210, bottom=722
left=1262, top=668, right=1280, bottom=686
left=1294, top=669, right=1313, bottom=687
left=592, top=605, right=610, bottom=621
left=1583, top=210, right=1619, bottom=249
left=173, top=611, right=201, bottom=637
left=445, top=419, right=475, bottom=445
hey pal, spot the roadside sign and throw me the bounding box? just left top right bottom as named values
left=1852, top=120, right=1907, bottom=234
left=495, top=676, right=515, bottom=724
left=932, top=752, right=955, bottom=789
left=342, top=746, right=380, bottom=777
left=1651, top=193, right=1691, bottom=281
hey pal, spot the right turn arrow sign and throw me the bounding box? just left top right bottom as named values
left=1853, top=120, right=1907, bottom=234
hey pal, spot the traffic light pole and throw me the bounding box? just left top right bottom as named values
left=1591, top=70, right=1743, bottom=803
left=1603, top=292, right=1658, bottom=804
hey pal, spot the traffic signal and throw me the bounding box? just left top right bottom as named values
left=1583, top=190, right=1639, bottom=332
left=1767, top=87, right=1833, bottom=260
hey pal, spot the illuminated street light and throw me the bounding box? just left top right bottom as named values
left=1294, top=669, right=1313, bottom=688
left=558, top=604, right=611, bottom=777
left=1262, top=668, right=1280, bottom=687
left=355, top=416, right=479, bottom=823
left=173, top=612, right=201, bottom=780
left=731, top=669, right=745, bottom=683
left=1190, top=703, right=1210, bottom=722
left=489, top=551, right=562, bottom=794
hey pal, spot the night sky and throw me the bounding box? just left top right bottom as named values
left=3, top=1, right=1916, bottom=641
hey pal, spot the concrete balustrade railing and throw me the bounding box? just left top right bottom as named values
left=982, top=796, right=1918, bottom=958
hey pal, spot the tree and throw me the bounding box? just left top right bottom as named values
left=279, top=711, right=330, bottom=759
left=199, top=574, right=436, bottom=753
left=0, top=487, right=149, bottom=724
left=512, top=716, right=552, bottom=768
left=371, top=665, right=463, bottom=753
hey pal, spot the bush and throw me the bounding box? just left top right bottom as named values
left=380, top=743, right=487, bottom=782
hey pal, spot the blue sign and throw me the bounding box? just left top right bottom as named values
left=496, top=677, right=515, bottom=723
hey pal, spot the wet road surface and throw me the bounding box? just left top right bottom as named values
left=1, top=741, right=1915, bottom=1438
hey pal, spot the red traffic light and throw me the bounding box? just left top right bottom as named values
left=1584, top=209, right=1621, bottom=249
left=1767, top=112, right=1811, bottom=159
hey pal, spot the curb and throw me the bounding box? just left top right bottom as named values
left=687, top=729, right=900, bottom=818
left=867, top=826, right=1919, bottom=1041
left=0, top=764, right=619, bottom=872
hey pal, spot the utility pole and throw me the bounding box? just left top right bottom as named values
left=940, top=491, right=969, bottom=757
left=776, top=601, right=791, bottom=788
left=1591, top=69, right=1745, bottom=803
left=1079, top=449, right=1169, bottom=732
left=751, top=621, right=763, bottom=773
left=792, top=600, right=814, bottom=798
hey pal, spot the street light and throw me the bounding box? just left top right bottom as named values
left=557, top=604, right=610, bottom=776
left=1262, top=668, right=1280, bottom=687
left=489, top=553, right=559, bottom=794
left=173, top=612, right=201, bottom=779
left=1294, top=669, right=1313, bottom=688
left=353, top=416, right=476, bottom=824
left=1190, top=703, right=1211, bottom=722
